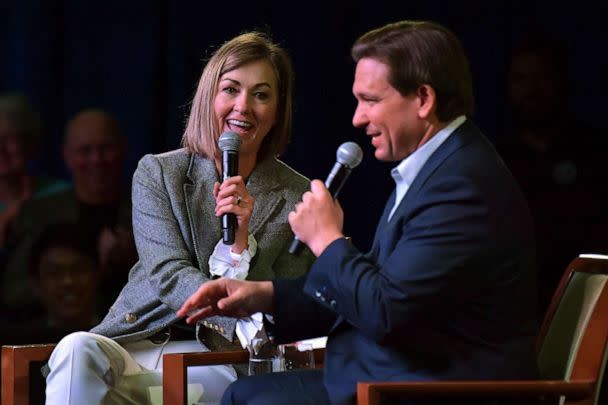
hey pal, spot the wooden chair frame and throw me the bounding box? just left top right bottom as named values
left=2, top=344, right=56, bottom=405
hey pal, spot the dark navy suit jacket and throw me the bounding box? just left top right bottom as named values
left=273, top=120, right=539, bottom=404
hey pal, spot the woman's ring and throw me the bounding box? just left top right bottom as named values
left=236, top=195, right=242, bottom=206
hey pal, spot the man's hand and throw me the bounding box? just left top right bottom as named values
left=177, top=278, right=274, bottom=324
left=288, top=179, right=344, bottom=256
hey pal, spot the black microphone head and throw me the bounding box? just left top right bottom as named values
left=336, top=142, right=363, bottom=169
left=218, top=131, right=241, bottom=152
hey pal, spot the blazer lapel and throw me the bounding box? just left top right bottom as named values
left=384, top=121, right=478, bottom=232
left=244, top=158, right=283, bottom=235
left=184, top=154, right=221, bottom=275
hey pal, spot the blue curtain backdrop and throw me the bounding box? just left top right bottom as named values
left=1, top=0, right=606, bottom=248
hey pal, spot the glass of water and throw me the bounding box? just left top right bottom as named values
left=279, top=342, right=315, bottom=371
left=247, top=338, right=283, bottom=376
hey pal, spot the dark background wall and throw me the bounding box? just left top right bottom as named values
left=1, top=0, right=606, bottom=249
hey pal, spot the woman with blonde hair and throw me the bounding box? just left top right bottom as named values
left=44, top=31, right=313, bottom=405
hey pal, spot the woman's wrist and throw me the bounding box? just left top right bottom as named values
left=230, top=233, right=257, bottom=259
left=231, top=234, right=248, bottom=254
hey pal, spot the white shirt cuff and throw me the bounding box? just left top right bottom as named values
left=208, top=234, right=257, bottom=280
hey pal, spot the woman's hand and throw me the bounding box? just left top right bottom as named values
left=213, top=175, right=255, bottom=253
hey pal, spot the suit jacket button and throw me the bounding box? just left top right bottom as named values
left=125, top=313, right=137, bottom=323
left=330, top=300, right=337, bottom=308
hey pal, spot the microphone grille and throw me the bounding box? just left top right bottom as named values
left=218, top=131, right=241, bottom=152
left=336, top=142, right=363, bottom=168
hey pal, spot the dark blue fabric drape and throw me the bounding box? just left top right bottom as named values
left=1, top=0, right=605, bottom=248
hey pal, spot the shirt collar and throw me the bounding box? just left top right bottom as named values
left=391, top=115, right=467, bottom=186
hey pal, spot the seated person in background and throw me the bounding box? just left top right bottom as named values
left=0, top=92, right=69, bottom=252
left=495, top=33, right=608, bottom=317
left=0, top=222, right=101, bottom=345
left=44, top=31, right=315, bottom=405
left=1, top=108, right=136, bottom=319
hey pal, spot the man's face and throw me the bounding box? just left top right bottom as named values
left=63, top=113, right=124, bottom=193
left=507, top=51, right=561, bottom=123
left=36, top=246, right=98, bottom=324
left=351, top=58, right=425, bottom=162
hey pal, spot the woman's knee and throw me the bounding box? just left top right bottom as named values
left=55, top=332, right=100, bottom=355
left=59, top=331, right=98, bottom=347
left=48, top=332, right=106, bottom=368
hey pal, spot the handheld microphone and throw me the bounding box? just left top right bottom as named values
left=288, top=141, right=363, bottom=255
left=218, top=131, right=241, bottom=245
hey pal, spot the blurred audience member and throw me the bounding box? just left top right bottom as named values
left=496, top=33, right=608, bottom=316
left=61, top=109, right=137, bottom=283
left=1, top=108, right=136, bottom=320
left=0, top=222, right=101, bottom=345
left=0, top=93, right=69, bottom=250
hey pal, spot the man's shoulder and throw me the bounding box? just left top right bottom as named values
left=32, top=175, right=71, bottom=198
left=21, top=188, right=76, bottom=216
left=12, top=188, right=77, bottom=234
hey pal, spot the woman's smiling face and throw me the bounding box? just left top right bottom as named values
left=214, top=59, right=278, bottom=158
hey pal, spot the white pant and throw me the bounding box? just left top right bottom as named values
left=45, top=331, right=237, bottom=405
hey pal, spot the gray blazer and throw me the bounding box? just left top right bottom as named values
left=91, top=149, right=314, bottom=346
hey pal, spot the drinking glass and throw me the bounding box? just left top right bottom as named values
left=279, top=342, right=315, bottom=371
left=247, top=338, right=283, bottom=376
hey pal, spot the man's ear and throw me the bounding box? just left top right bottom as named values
left=416, top=84, right=436, bottom=120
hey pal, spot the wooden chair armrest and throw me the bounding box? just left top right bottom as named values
left=356, top=379, right=595, bottom=405
left=2, top=344, right=57, bottom=405
left=163, top=350, right=248, bottom=405
left=162, top=347, right=325, bottom=405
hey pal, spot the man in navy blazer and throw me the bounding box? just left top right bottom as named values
left=179, top=20, right=538, bottom=404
